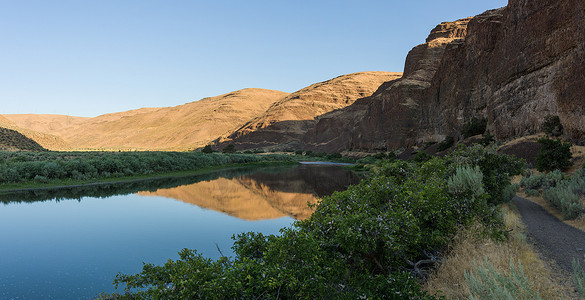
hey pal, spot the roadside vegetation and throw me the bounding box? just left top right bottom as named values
left=100, top=144, right=524, bottom=299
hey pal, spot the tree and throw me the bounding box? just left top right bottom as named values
left=201, top=145, right=214, bottom=153
left=222, top=144, right=237, bottom=153
left=536, top=137, right=572, bottom=172
left=542, top=115, right=563, bottom=137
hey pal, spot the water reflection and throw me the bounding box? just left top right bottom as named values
left=0, top=165, right=360, bottom=221
left=139, top=165, right=360, bottom=220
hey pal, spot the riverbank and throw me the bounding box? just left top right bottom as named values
left=0, top=151, right=298, bottom=193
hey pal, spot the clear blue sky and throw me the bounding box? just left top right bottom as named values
left=0, top=0, right=508, bottom=117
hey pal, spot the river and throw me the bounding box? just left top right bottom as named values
left=0, top=164, right=359, bottom=299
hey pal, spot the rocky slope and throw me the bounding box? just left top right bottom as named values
left=47, top=89, right=288, bottom=150
left=304, top=0, right=585, bottom=152
left=216, top=72, right=401, bottom=150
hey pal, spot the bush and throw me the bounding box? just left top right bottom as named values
left=542, top=115, right=563, bottom=137
left=201, top=145, right=214, bottom=153
left=105, top=154, right=518, bottom=298
left=447, top=144, right=525, bottom=204
left=294, top=150, right=304, bottom=155
left=461, top=117, right=487, bottom=139
left=543, top=182, right=583, bottom=219
left=465, top=259, right=541, bottom=300
left=502, top=183, right=519, bottom=202
left=447, top=165, right=484, bottom=199
left=573, top=257, right=585, bottom=298
left=437, top=136, right=455, bottom=152
left=326, top=153, right=342, bottom=160
left=479, top=131, right=495, bottom=146
left=222, top=144, right=237, bottom=154
left=535, top=137, right=572, bottom=172
left=412, top=151, right=432, bottom=163
left=525, top=189, right=541, bottom=197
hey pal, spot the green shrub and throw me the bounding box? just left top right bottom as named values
left=465, top=259, right=541, bottom=300
left=573, top=257, right=585, bottom=297
left=448, top=165, right=484, bottom=199
left=543, top=182, right=583, bottom=219
left=502, top=183, right=519, bottom=202
left=525, top=189, right=541, bottom=197
left=479, top=131, right=495, bottom=146
left=294, top=150, right=303, bottom=155
left=105, top=154, right=519, bottom=298
left=520, top=170, right=563, bottom=191
left=201, top=145, right=214, bottom=153
left=461, top=117, right=487, bottom=139
left=222, top=144, right=237, bottom=153
left=542, top=115, right=563, bottom=137
left=437, top=136, right=455, bottom=152
left=447, top=144, right=525, bottom=204
left=536, top=137, right=572, bottom=172
left=326, top=153, right=342, bottom=160
left=412, top=151, right=432, bottom=163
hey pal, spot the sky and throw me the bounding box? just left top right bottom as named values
left=0, top=0, right=508, bottom=117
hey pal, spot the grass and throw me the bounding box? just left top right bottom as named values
left=424, top=205, right=577, bottom=299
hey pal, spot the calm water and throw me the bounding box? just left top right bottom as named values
left=0, top=164, right=359, bottom=299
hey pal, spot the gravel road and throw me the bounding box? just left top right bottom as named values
left=513, top=196, right=585, bottom=274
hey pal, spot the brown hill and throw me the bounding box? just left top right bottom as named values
left=0, top=127, right=46, bottom=151
left=50, top=88, right=288, bottom=150
left=304, top=0, right=585, bottom=152
left=3, top=114, right=89, bottom=134
left=0, top=115, right=71, bottom=151
left=217, top=72, right=401, bottom=150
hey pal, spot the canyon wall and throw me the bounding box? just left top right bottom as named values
left=305, top=0, right=585, bottom=152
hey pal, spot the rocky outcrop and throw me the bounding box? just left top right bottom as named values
left=217, top=72, right=401, bottom=150
left=305, top=0, right=585, bottom=152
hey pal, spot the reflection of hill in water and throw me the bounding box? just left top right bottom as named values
left=139, top=166, right=360, bottom=220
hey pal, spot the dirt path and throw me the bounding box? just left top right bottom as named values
left=513, top=196, right=585, bottom=274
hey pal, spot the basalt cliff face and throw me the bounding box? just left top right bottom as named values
left=304, top=0, right=585, bottom=152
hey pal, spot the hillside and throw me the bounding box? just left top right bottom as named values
left=3, top=114, right=89, bottom=134
left=216, top=72, right=401, bottom=150
left=304, top=0, right=585, bottom=152
left=50, top=88, right=288, bottom=150
left=0, top=115, right=71, bottom=151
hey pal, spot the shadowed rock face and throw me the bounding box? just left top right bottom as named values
left=216, top=72, right=402, bottom=150
left=305, top=0, right=585, bottom=152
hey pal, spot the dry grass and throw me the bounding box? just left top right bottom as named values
left=424, top=205, right=577, bottom=299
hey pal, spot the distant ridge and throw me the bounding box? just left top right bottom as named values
left=0, top=115, right=71, bottom=150
left=46, top=88, right=289, bottom=150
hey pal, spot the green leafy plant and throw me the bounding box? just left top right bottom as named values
left=201, top=145, right=214, bottom=153
left=222, top=144, right=237, bottom=153
left=541, top=115, right=563, bottom=137
left=573, top=257, right=585, bottom=297
left=437, top=136, right=455, bottom=152
left=465, top=259, right=541, bottom=300
left=535, top=137, right=572, bottom=172
left=461, top=117, right=487, bottom=139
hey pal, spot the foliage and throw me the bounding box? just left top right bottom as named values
left=103, top=148, right=524, bottom=298
left=294, top=150, right=303, bottom=155
left=502, top=184, right=519, bottom=202
left=541, top=115, right=563, bottom=137
left=461, top=117, right=488, bottom=139
left=437, top=136, right=455, bottom=152
left=222, top=144, right=237, bottom=153
left=542, top=168, right=585, bottom=219
left=447, top=165, right=484, bottom=198
left=0, top=151, right=292, bottom=185
left=573, top=257, right=585, bottom=297
left=535, top=137, right=572, bottom=172
left=479, top=131, right=496, bottom=146
left=200, top=145, right=214, bottom=153
left=465, top=259, right=541, bottom=300
left=447, top=144, right=525, bottom=205
left=519, top=170, right=563, bottom=191
left=412, top=151, right=432, bottom=163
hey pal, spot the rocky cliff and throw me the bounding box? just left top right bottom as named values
left=216, top=72, right=401, bottom=150
left=304, top=0, right=585, bottom=152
